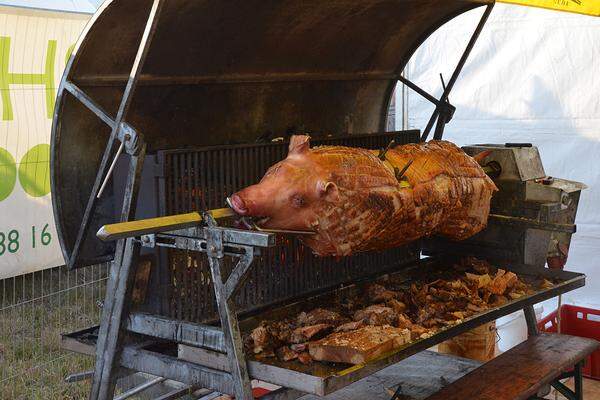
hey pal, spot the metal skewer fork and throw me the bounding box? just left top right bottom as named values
left=225, top=197, right=316, bottom=235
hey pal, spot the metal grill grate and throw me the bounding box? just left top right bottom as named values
left=159, top=131, right=421, bottom=323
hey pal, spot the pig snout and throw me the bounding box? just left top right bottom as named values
left=229, top=193, right=248, bottom=215
left=229, top=186, right=273, bottom=217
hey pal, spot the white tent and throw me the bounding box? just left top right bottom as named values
left=397, top=4, right=600, bottom=309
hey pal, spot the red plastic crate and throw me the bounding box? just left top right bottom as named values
left=538, top=305, right=600, bottom=380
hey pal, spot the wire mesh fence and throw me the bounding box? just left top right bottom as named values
left=0, top=263, right=108, bottom=400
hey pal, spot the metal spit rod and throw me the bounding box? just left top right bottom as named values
left=225, top=197, right=316, bottom=236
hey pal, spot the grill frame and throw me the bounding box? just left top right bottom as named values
left=154, top=131, right=422, bottom=324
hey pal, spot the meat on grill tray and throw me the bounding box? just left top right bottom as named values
left=245, top=257, right=556, bottom=365
left=230, top=135, right=497, bottom=256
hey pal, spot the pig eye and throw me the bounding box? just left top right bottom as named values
left=292, top=194, right=305, bottom=208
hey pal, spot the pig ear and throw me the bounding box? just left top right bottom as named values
left=288, top=135, right=311, bottom=156
left=317, top=181, right=339, bottom=202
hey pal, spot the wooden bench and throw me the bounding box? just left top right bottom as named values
left=423, top=332, right=599, bottom=400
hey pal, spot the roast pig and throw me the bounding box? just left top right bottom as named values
left=229, top=135, right=497, bottom=256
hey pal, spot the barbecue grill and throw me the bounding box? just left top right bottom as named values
left=51, top=1, right=587, bottom=399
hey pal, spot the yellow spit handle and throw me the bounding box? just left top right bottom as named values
left=96, top=208, right=235, bottom=241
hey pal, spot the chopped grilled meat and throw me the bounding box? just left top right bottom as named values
left=354, top=304, right=398, bottom=326
left=255, top=349, right=276, bottom=359
left=467, top=303, right=485, bottom=312
left=461, top=256, right=494, bottom=275
left=290, top=324, right=333, bottom=343
left=244, top=257, right=545, bottom=367
left=309, top=326, right=411, bottom=364
left=489, top=295, right=508, bottom=307
left=465, top=272, right=492, bottom=289
left=276, top=346, right=298, bottom=362
left=334, top=320, right=365, bottom=333
left=296, top=308, right=348, bottom=327
left=290, top=343, right=307, bottom=352
left=540, top=279, right=554, bottom=289
left=339, top=297, right=357, bottom=312
left=387, top=298, right=407, bottom=314
left=489, top=269, right=518, bottom=295
left=250, top=324, right=272, bottom=354
left=366, top=283, right=399, bottom=303
left=508, top=291, right=526, bottom=300
left=396, top=313, right=429, bottom=339
left=297, top=352, right=313, bottom=365
left=270, top=320, right=294, bottom=343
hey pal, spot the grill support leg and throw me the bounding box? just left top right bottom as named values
left=206, top=227, right=255, bottom=400
left=89, top=238, right=141, bottom=400
left=574, top=361, right=583, bottom=400
left=90, top=141, right=147, bottom=400
left=523, top=305, right=539, bottom=337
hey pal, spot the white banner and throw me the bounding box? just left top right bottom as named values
left=0, top=5, right=91, bottom=279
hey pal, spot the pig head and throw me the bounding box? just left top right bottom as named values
left=229, top=135, right=340, bottom=232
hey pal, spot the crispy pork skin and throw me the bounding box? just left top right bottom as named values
left=231, top=135, right=497, bottom=256
left=308, top=325, right=411, bottom=364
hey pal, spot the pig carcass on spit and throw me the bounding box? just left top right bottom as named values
left=229, top=135, right=497, bottom=256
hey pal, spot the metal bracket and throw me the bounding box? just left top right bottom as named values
left=205, top=228, right=224, bottom=259
left=140, top=234, right=156, bottom=248
left=119, top=122, right=143, bottom=156
left=397, top=75, right=456, bottom=123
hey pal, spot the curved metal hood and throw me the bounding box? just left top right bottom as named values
left=51, top=0, right=492, bottom=266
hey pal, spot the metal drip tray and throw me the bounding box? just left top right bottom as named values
left=228, top=260, right=584, bottom=396
left=62, top=260, right=584, bottom=397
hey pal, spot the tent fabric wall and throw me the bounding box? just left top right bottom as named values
left=399, top=4, right=600, bottom=309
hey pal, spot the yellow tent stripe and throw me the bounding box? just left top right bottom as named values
left=497, top=0, right=600, bottom=16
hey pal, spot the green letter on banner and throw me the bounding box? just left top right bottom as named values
left=0, top=147, right=16, bottom=201
left=19, top=144, right=51, bottom=197
left=0, top=36, right=57, bottom=120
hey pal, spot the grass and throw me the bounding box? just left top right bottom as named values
left=0, top=264, right=108, bottom=399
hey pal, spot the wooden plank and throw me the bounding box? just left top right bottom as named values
left=297, top=350, right=480, bottom=400
left=426, top=333, right=599, bottom=400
